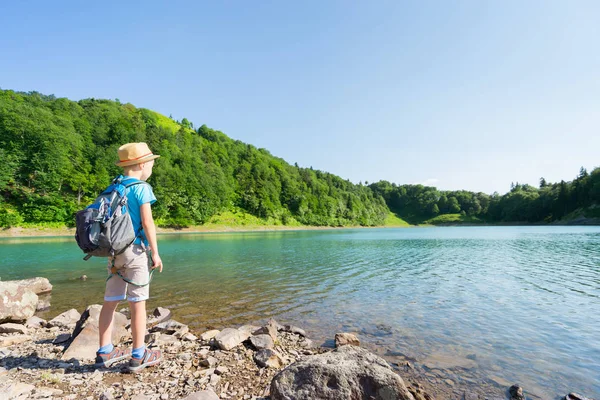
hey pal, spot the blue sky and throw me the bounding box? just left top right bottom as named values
left=1, top=1, right=598, bottom=194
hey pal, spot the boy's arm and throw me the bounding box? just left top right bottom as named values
left=140, top=202, right=163, bottom=273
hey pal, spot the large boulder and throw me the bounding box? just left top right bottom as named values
left=8, top=277, right=53, bottom=295
left=62, top=305, right=128, bottom=361
left=270, top=345, right=415, bottom=400
left=0, top=282, right=38, bottom=323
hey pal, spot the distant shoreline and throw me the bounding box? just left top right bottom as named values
left=1, top=220, right=598, bottom=238
left=0, top=224, right=390, bottom=238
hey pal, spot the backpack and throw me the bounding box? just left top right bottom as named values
left=75, top=175, right=147, bottom=260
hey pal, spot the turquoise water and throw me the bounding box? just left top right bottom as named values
left=1, top=226, right=599, bottom=398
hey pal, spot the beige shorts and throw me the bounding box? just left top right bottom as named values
left=104, top=244, right=151, bottom=302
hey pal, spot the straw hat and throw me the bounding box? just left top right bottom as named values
left=115, top=143, right=160, bottom=167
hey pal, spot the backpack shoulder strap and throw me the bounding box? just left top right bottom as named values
left=122, top=177, right=149, bottom=189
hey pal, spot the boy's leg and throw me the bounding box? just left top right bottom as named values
left=96, top=256, right=129, bottom=367
left=96, top=299, right=130, bottom=368
left=129, top=300, right=146, bottom=350
left=99, top=300, right=120, bottom=348
left=128, top=298, right=162, bottom=372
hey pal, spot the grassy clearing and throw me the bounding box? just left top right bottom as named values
left=384, top=212, right=411, bottom=227
left=424, top=213, right=484, bottom=225
left=153, top=112, right=183, bottom=133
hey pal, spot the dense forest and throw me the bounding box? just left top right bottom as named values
left=370, top=168, right=600, bottom=224
left=0, top=89, right=388, bottom=228
left=0, top=89, right=598, bottom=228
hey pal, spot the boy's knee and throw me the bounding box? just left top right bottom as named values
left=102, top=300, right=120, bottom=308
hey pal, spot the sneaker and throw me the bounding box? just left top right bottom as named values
left=95, top=347, right=131, bottom=368
left=128, top=348, right=162, bottom=373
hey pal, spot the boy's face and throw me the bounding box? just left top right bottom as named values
left=140, top=160, right=155, bottom=181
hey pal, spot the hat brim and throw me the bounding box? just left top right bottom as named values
left=115, top=154, right=160, bottom=167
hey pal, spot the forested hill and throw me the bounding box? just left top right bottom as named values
left=0, top=89, right=598, bottom=228
left=0, top=89, right=389, bottom=227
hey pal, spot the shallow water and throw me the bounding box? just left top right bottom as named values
left=1, top=226, right=599, bottom=398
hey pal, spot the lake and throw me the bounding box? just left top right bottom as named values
left=1, top=226, right=599, bottom=398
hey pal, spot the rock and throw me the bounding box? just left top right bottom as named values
left=48, top=309, right=81, bottom=329
left=509, top=384, right=525, bottom=400
left=564, top=393, right=594, bottom=400
left=408, top=382, right=433, bottom=400
left=200, top=330, right=220, bottom=341
left=0, top=282, right=39, bottom=323
left=335, top=332, right=360, bottom=347
left=250, top=334, right=274, bottom=350
left=200, top=356, right=218, bottom=368
left=131, top=395, right=152, bottom=400
left=147, top=307, right=171, bottom=327
left=209, top=373, right=221, bottom=385
left=0, top=322, right=28, bottom=334
left=254, top=349, right=283, bottom=368
left=25, top=316, right=46, bottom=329
left=0, top=380, right=36, bottom=398
left=7, top=277, right=53, bottom=295
left=100, top=389, right=115, bottom=400
left=270, top=345, right=414, bottom=400
left=182, top=389, right=220, bottom=400
left=215, top=366, right=229, bottom=375
left=268, top=317, right=285, bottom=331
left=62, top=305, right=128, bottom=361
left=150, top=319, right=188, bottom=334
left=238, top=325, right=261, bottom=336
left=154, top=334, right=180, bottom=346
left=0, top=334, right=32, bottom=346
left=182, top=332, right=198, bottom=341
left=53, top=333, right=71, bottom=344
left=253, top=320, right=278, bottom=341
left=283, top=325, right=306, bottom=337
left=199, top=348, right=210, bottom=357
left=215, top=328, right=251, bottom=351
left=34, top=387, right=64, bottom=397
left=174, top=327, right=191, bottom=338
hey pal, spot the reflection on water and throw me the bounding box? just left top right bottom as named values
left=2, top=226, right=599, bottom=398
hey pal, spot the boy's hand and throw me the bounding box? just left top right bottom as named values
left=151, top=253, right=163, bottom=273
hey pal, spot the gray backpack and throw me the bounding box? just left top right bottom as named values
left=75, top=175, right=146, bottom=260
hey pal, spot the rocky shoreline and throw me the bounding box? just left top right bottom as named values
left=1, top=278, right=596, bottom=400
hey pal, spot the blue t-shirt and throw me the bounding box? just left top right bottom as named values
left=123, top=176, right=156, bottom=246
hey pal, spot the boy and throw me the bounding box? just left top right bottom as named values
left=95, top=142, right=164, bottom=372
